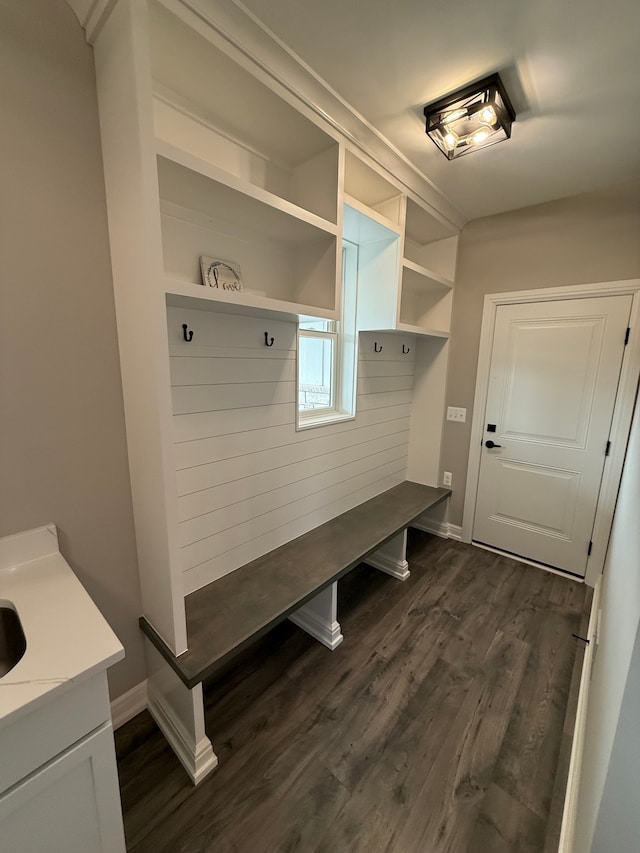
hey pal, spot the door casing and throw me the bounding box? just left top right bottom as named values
left=462, top=280, right=640, bottom=587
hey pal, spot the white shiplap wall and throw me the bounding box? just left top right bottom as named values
left=168, top=306, right=416, bottom=594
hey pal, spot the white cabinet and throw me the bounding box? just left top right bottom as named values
left=0, top=724, right=125, bottom=853
left=0, top=526, right=126, bottom=852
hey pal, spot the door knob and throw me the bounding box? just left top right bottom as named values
left=485, top=440, right=502, bottom=449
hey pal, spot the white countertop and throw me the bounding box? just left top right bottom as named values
left=0, top=525, right=124, bottom=729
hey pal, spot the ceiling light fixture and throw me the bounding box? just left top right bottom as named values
left=423, top=73, right=516, bottom=160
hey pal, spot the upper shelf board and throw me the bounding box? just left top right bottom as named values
left=165, top=279, right=338, bottom=324
left=156, top=142, right=338, bottom=237
left=157, top=155, right=337, bottom=245
left=402, top=258, right=453, bottom=290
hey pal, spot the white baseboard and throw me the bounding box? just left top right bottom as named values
left=447, top=524, right=463, bottom=541
left=557, top=578, right=602, bottom=853
left=146, top=682, right=218, bottom=785
left=364, top=552, right=410, bottom=581
left=110, top=680, right=148, bottom=730
left=411, top=520, right=462, bottom=541
left=289, top=610, right=344, bottom=650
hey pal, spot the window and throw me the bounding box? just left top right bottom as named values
left=297, top=242, right=358, bottom=428
left=298, top=318, right=338, bottom=414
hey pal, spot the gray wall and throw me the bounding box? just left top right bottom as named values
left=591, top=624, right=640, bottom=853
left=573, top=389, right=640, bottom=852
left=0, top=0, right=146, bottom=699
left=441, top=183, right=640, bottom=526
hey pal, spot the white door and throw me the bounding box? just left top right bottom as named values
left=473, top=295, right=631, bottom=576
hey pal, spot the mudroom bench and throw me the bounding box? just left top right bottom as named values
left=140, top=480, right=450, bottom=782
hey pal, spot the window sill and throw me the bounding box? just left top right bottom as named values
left=296, top=411, right=356, bottom=431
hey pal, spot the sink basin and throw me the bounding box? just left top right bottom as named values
left=0, top=603, right=26, bottom=677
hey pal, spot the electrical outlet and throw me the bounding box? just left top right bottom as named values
left=446, top=406, right=467, bottom=423
left=443, top=471, right=452, bottom=487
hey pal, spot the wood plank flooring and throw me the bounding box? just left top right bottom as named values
left=115, top=532, right=592, bottom=853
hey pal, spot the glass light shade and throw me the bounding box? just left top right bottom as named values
left=424, top=73, right=516, bottom=160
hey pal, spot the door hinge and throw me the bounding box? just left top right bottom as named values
left=605, top=440, right=611, bottom=456
left=624, top=327, right=630, bottom=345
left=588, top=540, right=593, bottom=556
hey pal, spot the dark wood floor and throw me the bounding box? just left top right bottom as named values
left=115, top=532, right=592, bottom=853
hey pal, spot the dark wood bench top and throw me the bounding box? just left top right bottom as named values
left=141, top=481, right=450, bottom=688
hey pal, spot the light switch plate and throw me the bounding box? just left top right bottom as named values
left=446, top=406, right=467, bottom=423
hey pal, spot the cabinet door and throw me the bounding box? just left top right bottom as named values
left=0, top=723, right=125, bottom=853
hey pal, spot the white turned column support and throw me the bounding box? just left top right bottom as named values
left=289, top=583, right=344, bottom=650
left=365, top=529, right=410, bottom=580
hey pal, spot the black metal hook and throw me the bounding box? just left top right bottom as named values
left=572, top=633, right=590, bottom=645
left=402, top=344, right=410, bottom=354
left=374, top=342, right=382, bottom=353
left=264, top=332, right=275, bottom=347
left=182, top=323, right=194, bottom=343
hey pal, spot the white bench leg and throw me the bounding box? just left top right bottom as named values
left=289, top=583, right=343, bottom=650
left=365, top=529, right=410, bottom=580
left=145, top=640, right=218, bottom=785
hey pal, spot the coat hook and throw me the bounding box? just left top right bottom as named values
left=264, top=332, right=275, bottom=347
left=402, top=344, right=410, bottom=354
left=182, top=323, right=194, bottom=343
left=374, top=342, right=382, bottom=353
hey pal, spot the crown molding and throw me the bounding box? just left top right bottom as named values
left=183, top=0, right=466, bottom=230
left=65, top=0, right=118, bottom=43
left=65, top=0, right=466, bottom=230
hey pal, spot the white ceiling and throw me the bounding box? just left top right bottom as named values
left=237, top=0, right=640, bottom=222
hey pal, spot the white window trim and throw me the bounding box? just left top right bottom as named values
left=296, top=243, right=359, bottom=430
left=297, top=325, right=340, bottom=424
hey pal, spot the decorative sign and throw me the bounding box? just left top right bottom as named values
left=200, top=257, right=243, bottom=293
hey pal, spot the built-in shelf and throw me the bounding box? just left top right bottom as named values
left=398, top=269, right=453, bottom=335
left=158, top=156, right=339, bottom=314
left=156, top=141, right=339, bottom=236
left=405, top=195, right=456, bottom=246
left=343, top=150, right=404, bottom=226
left=395, top=323, right=450, bottom=338
left=150, top=1, right=339, bottom=225
left=343, top=193, right=401, bottom=239
left=344, top=185, right=456, bottom=338
left=164, top=277, right=337, bottom=323
left=402, top=258, right=454, bottom=291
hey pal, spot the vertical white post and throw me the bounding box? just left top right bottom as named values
left=145, top=641, right=217, bottom=785
left=365, top=529, right=410, bottom=580
left=289, top=583, right=344, bottom=650
left=93, top=0, right=187, bottom=653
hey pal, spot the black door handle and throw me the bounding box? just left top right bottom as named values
left=485, top=440, right=502, bottom=449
